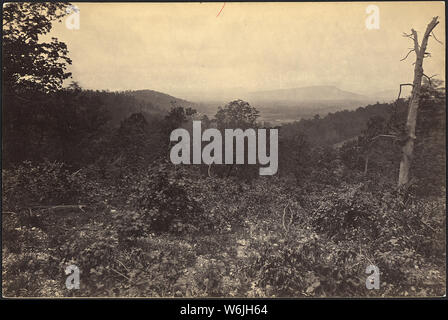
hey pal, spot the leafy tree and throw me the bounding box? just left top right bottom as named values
left=215, top=99, right=259, bottom=130
left=213, top=100, right=260, bottom=180
left=2, top=2, right=73, bottom=165
left=163, top=105, right=197, bottom=136
left=2, top=2, right=72, bottom=94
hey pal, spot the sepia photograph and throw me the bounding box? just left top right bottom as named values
left=1, top=1, right=446, bottom=300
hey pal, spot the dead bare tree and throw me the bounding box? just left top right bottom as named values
left=398, top=16, right=440, bottom=187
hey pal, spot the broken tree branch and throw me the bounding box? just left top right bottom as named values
left=282, top=204, right=289, bottom=233
left=431, top=31, right=443, bottom=45
left=109, top=267, right=131, bottom=282
left=282, top=203, right=294, bottom=234
left=400, top=49, right=415, bottom=61
left=26, top=205, right=89, bottom=214
left=28, top=205, right=88, bottom=209
left=370, top=134, right=397, bottom=142
left=423, top=73, right=438, bottom=86
left=393, top=83, right=413, bottom=108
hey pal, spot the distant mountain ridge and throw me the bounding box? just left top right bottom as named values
left=246, top=85, right=368, bottom=102
left=124, top=86, right=400, bottom=115
left=115, top=87, right=403, bottom=128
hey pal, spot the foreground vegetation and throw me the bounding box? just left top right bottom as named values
left=3, top=154, right=445, bottom=297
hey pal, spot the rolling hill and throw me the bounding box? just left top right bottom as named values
left=126, top=89, right=197, bottom=112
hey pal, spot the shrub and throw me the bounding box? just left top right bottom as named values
left=246, top=229, right=362, bottom=297
left=311, top=183, right=381, bottom=241
left=125, top=161, right=205, bottom=233
left=2, top=160, right=90, bottom=210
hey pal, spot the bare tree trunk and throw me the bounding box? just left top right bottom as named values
left=398, top=17, right=439, bottom=187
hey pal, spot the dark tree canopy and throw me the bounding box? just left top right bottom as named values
left=215, top=100, right=260, bottom=129
left=2, top=2, right=72, bottom=94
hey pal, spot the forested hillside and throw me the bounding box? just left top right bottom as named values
left=128, top=89, right=197, bottom=112
left=280, top=101, right=405, bottom=146
left=2, top=3, right=445, bottom=297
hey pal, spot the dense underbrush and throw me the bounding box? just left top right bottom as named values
left=2, top=161, right=446, bottom=297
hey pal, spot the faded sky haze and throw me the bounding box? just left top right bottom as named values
left=46, top=2, right=445, bottom=99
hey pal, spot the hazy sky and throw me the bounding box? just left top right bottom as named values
left=46, top=2, right=445, bottom=99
